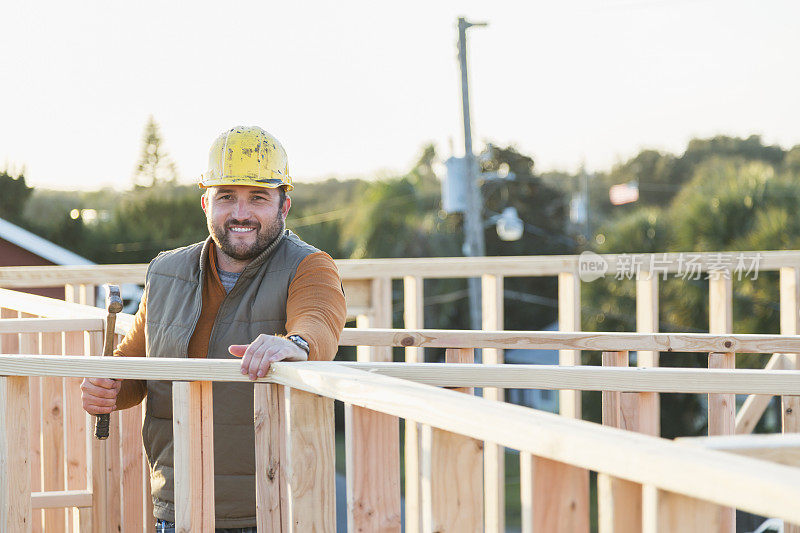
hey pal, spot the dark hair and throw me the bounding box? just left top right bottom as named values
left=278, top=186, right=287, bottom=208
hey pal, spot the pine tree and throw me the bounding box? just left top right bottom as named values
left=133, top=116, right=179, bottom=188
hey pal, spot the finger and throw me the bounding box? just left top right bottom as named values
left=84, top=402, right=116, bottom=415
left=257, top=347, right=287, bottom=377
left=82, top=382, right=119, bottom=400
left=248, top=342, right=280, bottom=379
left=240, top=336, right=267, bottom=375
left=228, top=344, right=248, bottom=358
left=84, top=377, right=118, bottom=390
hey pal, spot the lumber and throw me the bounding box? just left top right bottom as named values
left=0, top=375, right=31, bottom=533
left=348, top=275, right=401, bottom=533
left=40, top=332, right=65, bottom=533
left=282, top=389, right=336, bottom=532
left=636, top=273, right=660, bottom=437
left=172, top=381, right=215, bottom=533
left=735, top=353, right=789, bottom=434
left=31, top=490, right=92, bottom=509
left=0, top=289, right=133, bottom=335
left=599, top=351, right=641, bottom=533
left=11, top=356, right=800, bottom=395
left=264, top=362, right=800, bottom=525
left=254, top=384, right=283, bottom=532
left=338, top=327, right=800, bottom=353
left=0, top=318, right=103, bottom=334
left=0, top=251, right=797, bottom=286
left=481, top=274, right=505, bottom=533
left=709, top=275, right=735, bottom=533
left=403, top=275, right=423, bottom=533
left=421, top=348, right=483, bottom=533
left=643, top=487, right=720, bottom=533
left=677, top=434, right=800, bottom=467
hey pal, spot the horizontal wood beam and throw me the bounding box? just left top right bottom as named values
left=0, top=289, right=133, bottom=334
left=0, top=250, right=797, bottom=286
left=265, top=362, right=800, bottom=525
left=0, top=318, right=103, bottom=334
left=676, top=434, right=800, bottom=467
left=339, top=328, right=800, bottom=353
left=31, top=490, right=93, bottom=509
left=7, top=356, right=800, bottom=395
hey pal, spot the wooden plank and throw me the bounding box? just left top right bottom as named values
left=266, top=363, right=800, bottom=525
left=87, top=330, right=108, bottom=533
left=347, top=275, right=401, bottom=533
left=40, top=332, right=66, bottom=533
left=142, top=397, right=154, bottom=533
left=0, top=318, right=103, bottom=334
left=31, top=490, right=93, bottom=509
left=403, top=275, right=423, bottom=533
left=0, top=251, right=791, bottom=287
left=525, top=274, right=588, bottom=533
left=599, top=351, right=641, bottom=533
left=121, top=404, right=144, bottom=532
left=735, top=353, right=789, bottom=434
left=282, top=389, right=336, bottom=532
left=481, top=274, right=504, bottom=533
left=0, top=289, right=133, bottom=335
left=254, top=383, right=283, bottom=532
left=345, top=406, right=401, bottom=532
left=172, top=381, right=215, bottom=533
left=1, top=307, right=20, bottom=355
left=636, top=274, right=660, bottom=436
left=420, top=425, right=483, bottom=533
left=63, top=331, right=88, bottom=532
left=709, top=276, right=735, bottom=533
left=0, top=375, right=31, bottom=533
left=780, top=267, right=800, bottom=533
left=420, top=348, right=483, bottom=533
left=106, top=412, right=122, bottom=533
left=338, top=327, right=800, bottom=352
left=558, top=272, right=581, bottom=418
left=343, top=279, right=372, bottom=318
left=16, top=355, right=800, bottom=395
left=676, top=434, right=800, bottom=467
left=22, top=329, right=43, bottom=533
left=643, top=487, right=720, bottom=533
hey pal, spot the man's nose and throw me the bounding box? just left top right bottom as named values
left=231, top=199, right=251, bottom=219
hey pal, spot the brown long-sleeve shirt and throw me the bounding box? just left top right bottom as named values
left=113, top=246, right=347, bottom=409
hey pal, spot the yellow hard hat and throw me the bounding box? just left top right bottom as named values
left=199, top=126, right=293, bottom=191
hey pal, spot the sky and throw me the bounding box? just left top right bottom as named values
left=1, top=0, right=798, bottom=191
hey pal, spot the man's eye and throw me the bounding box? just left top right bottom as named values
left=219, top=195, right=233, bottom=200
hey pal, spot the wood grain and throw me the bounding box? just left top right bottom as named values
left=282, top=389, right=336, bottom=532
left=1, top=375, right=31, bottom=533
left=402, top=275, right=423, bottom=533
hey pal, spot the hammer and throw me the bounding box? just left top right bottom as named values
left=95, top=284, right=123, bottom=440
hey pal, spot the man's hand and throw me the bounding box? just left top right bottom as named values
left=229, top=334, right=308, bottom=380
left=81, top=378, right=121, bottom=415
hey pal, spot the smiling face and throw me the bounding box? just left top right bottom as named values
left=201, top=185, right=290, bottom=271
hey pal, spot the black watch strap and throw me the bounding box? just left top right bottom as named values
left=287, top=334, right=310, bottom=354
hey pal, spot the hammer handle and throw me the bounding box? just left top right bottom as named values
left=95, top=284, right=121, bottom=440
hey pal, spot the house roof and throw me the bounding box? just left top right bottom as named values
left=0, top=217, right=94, bottom=266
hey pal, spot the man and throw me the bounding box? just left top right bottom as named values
left=81, top=126, right=347, bottom=532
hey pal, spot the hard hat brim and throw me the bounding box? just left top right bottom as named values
left=198, top=177, right=294, bottom=191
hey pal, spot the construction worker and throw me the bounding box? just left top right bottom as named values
left=80, top=126, right=347, bottom=532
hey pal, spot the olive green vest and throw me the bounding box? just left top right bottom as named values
left=141, top=230, right=318, bottom=528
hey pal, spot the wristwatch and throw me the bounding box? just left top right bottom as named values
left=287, top=334, right=310, bottom=354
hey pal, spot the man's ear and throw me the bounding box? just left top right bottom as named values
left=201, top=191, right=208, bottom=213
left=281, top=194, right=292, bottom=219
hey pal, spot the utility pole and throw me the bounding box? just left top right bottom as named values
left=457, top=16, right=487, bottom=331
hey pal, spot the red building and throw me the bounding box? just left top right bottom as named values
left=0, top=217, right=94, bottom=300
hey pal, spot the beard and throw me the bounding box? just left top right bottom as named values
left=208, top=212, right=284, bottom=262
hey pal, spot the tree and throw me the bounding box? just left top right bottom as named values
left=0, top=169, right=33, bottom=222
left=133, top=116, right=179, bottom=188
